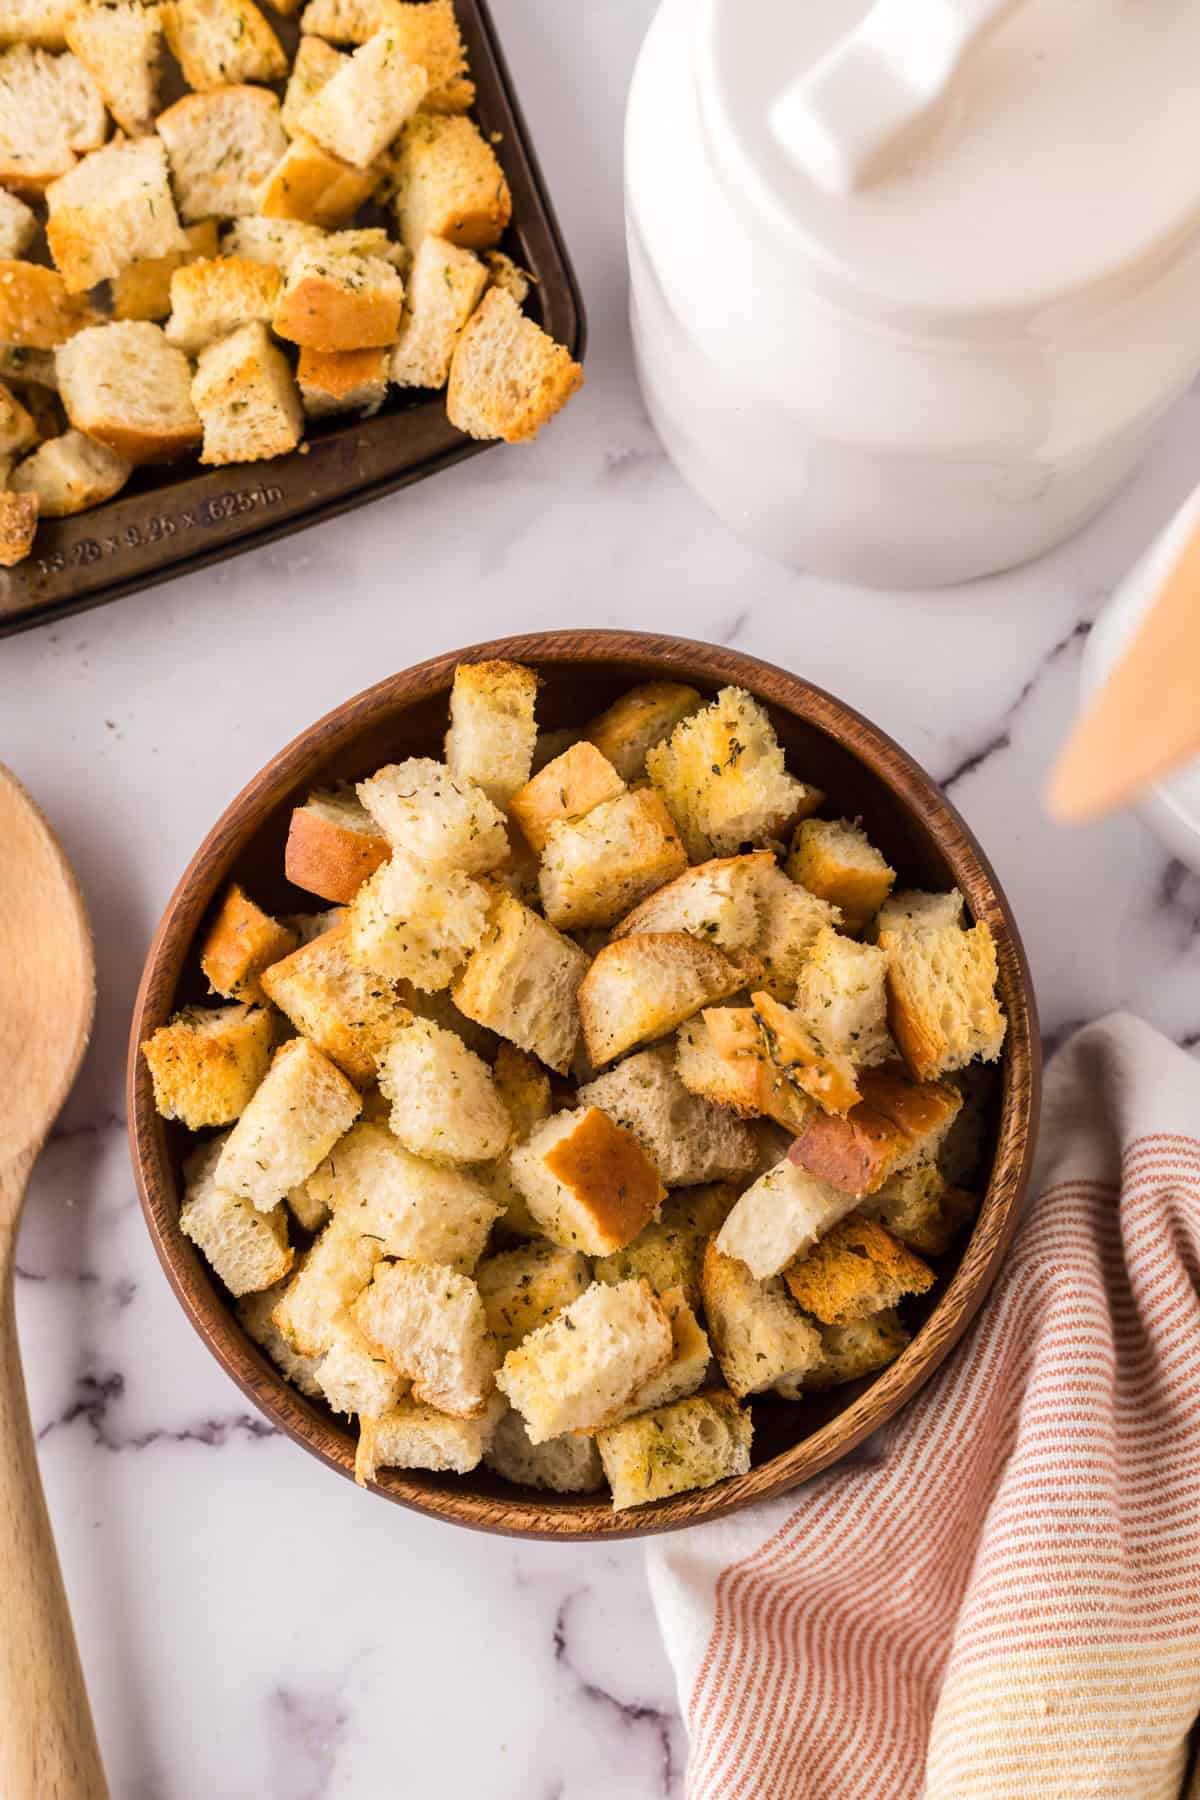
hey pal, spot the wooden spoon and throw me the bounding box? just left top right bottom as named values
left=0, top=765, right=106, bottom=1800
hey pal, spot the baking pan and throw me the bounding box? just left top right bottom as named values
left=0, top=0, right=585, bottom=641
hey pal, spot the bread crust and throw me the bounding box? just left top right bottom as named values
left=542, top=1108, right=666, bottom=1252
left=285, top=801, right=391, bottom=901
left=0, top=259, right=95, bottom=347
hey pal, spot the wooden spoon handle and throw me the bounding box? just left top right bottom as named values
left=0, top=1158, right=108, bottom=1800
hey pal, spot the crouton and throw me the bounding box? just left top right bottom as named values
left=539, top=790, right=688, bottom=933
left=789, top=1064, right=962, bottom=1197
left=752, top=863, right=842, bottom=999
left=10, top=428, right=130, bottom=515
left=447, top=286, right=582, bottom=444
left=483, top=1042, right=554, bottom=1237
left=0, top=377, right=34, bottom=456
left=370, top=0, right=472, bottom=111
left=577, top=1045, right=757, bottom=1188
left=285, top=787, right=392, bottom=903
left=0, top=0, right=74, bottom=51
left=56, top=321, right=200, bottom=464
left=215, top=1037, right=362, bottom=1209
left=701, top=1239, right=823, bottom=1398
left=161, top=0, right=286, bottom=90
left=510, top=741, right=626, bottom=856
left=237, top=1271, right=324, bottom=1397
left=111, top=221, right=221, bottom=323
left=192, top=320, right=303, bottom=465
left=646, top=686, right=817, bottom=861
left=484, top=1406, right=604, bottom=1494
left=783, top=1215, right=934, bottom=1326
left=272, top=241, right=404, bottom=351
left=880, top=918, right=1006, bottom=1081
left=255, top=131, right=378, bottom=227
left=604, top=1287, right=711, bottom=1423
left=859, top=1162, right=977, bottom=1256
left=786, top=818, right=896, bottom=935
left=612, top=850, right=775, bottom=952
left=509, top=1106, right=666, bottom=1257
left=597, top=1390, right=753, bottom=1512
left=0, top=488, right=36, bottom=565
left=305, top=29, right=426, bottom=170
left=790, top=925, right=891, bottom=1070
left=778, top=1310, right=909, bottom=1397
left=751, top=989, right=861, bottom=1117
left=281, top=33, right=343, bottom=136
left=495, top=1278, right=671, bottom=1444
left=578, top=933, right=747, bottom=1067
left=357, top=757, right=508, bottom=873
left=592, top=1183, right=738, bottom=1310
left=0, top=186, right=34, bottom=259
left=0, top=46, right=107, bottom=195
left=179, top=1136, right=293, bottom=1296
left=352, top=1257, right=498, bottom=1416
left=451, top=890, right=588, bottom=1075
left=165, top=254, right=282, bottom=354
left=299, top=0, right=402, bottom=44
left=376, top=1017, right=511, bottom=1165
left=271, top=1215, right=382, bottom=1356
left=355, top=1392, right=503, bottom=1484
left=140, top=1001, right=273, bottom=1129
left=347, top=850, right=490, bottom=991
left=297, top=344, right=390, bottom=418
left=389, top=233, right=487, bottom=388
left=64, top=1, right=162, bottom=137
left=316, top=1315, right=406, bottom=1419
left=475, top=1240, right=592, bottom=1356
left=390, top=110, right=510, bottom=251
left=156, top=87, right=288, bottom=222
left=675, top=1009, right=771, bottom=1119
left=199, top=882, right=298, bottom=1005
left=259, top=922, right=411, bottom=1085
left=584, top=682, right=704, bottom=784
left=715, top=1156, right=859, bottom=1281
left=0, top=261, right=96, bottom=349
left=442, top=658, right=538, bottom=808
left=875, top=888, right=965, bottom=938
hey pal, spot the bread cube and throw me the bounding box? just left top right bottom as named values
left=352, top=1258, right=498, bottom=1416
left=509, top=1106, right=666, bottom=1257
left=789, top=1064, right=963, bottom=1198
left=539, top=789, right=687, bottom=933
left=0, top=345, right=59, bottom=388
left=300, top=0, right=401, bottom=44
left=316, top=1315, right=406, bottom=1419
left=752, top=863, right=842, bottom=999
left=791, top=1310, right=910, bottom=1395
left=0, top=260, right=96, bottom=349
left=483, top=1043, right=553, bottom=1237
left=256, top=132, right=378, bottom=227
left=260, top=923, right=412, bottom=1085
left=578, top=1045, right=757, bottom=1188
left=282, top=34, right=343, bottom=136
left=608, top=1287, right=711, bottom=1422
left=0, top=187, right=34, bottom=259
left=285, top=786, right=391, bottom=903
left=179, top=1136, right=293, bottom=1297
left=859, top=1162, right=977, bottom=1256
left=496, top=1278, right=671, bottom=1443
left=447, top=286, right=582, bottom=444
left=62, top=0, right=159, bottom=137
left=161, top=0, right=286, bottom=90
left=510, top=741, right=626, bottom=855
left=355, top=1392, right=504, bottom=1484
left=271, top=1216, right=382, bottom=1356
left=701, top=1240, right=823, bottom=1398
left=880, top=918, right=1006, bottom=1081
left=715, top=1156, right=859, bottom=1281
left=0, top=0, right=74, bottom=51
left=141, top=1001, right=273, bottom=1129
left=10, top=429, right=130, bottom=515
left=111, top=221, right=221, bottom=323
left=165, top=255, right=282, bottom=355
left=783, top=1214, right=933, bottom=1326
left=481, top=249, right=531, bottom=306
left=376, top=1017, right=511, bottom=1165
left=192, top=321, right=303, bottom=466
left=215, top=1037, right=362, bottom=1210
left=612, top=850, right=774, bottom=952
left=751, top=990, right=862, bottom=1118
left=451, top=891, right=588, bottom=1076
left=45, top=137, right=183, bottom=293
left=391, top=111, right=510, bottom=251
left=237, top=1272, right=324, bottom=1397
left=791, top=925, right=892, bottom=1070
left=273, top=242, right=404, bottom=352
left=55, top=320, right=200, bottom=465
left=875, top=888, right=965, bottom=937
left=597, top=1390, right=752, bottom=1512
left=675, top=1010, right=771, bottom=1119
left=390, top=234, right=487, bottom=388
left=199, top=882, right=298, bottom=1006
left=578, top=933, right=747, bottom=1068
left=475, top=1240, right=592, bottom=1357
left=157, top=87, right=288, bottom=222
left=357, top=757, right=508, bottom=873
left=346, top=851, right=490, bottom=991
left=305, top=29, right=426, bottom=169
left=646, top=686, right=818, bottom=861
left=442, top=659, right=538, bottom=808
left=484, top=1406, right=604, bottom=1494
left=787, top=818, right=896, bottom=935
left=298, top=344, right=390, bottom=418
left=592, top=1183, right=738, bottom=1311
left=0, top=379, right=34, bottom=456
left=583, top=682, right=703, bottom=785
left=368, top=0, right=472, bottom=110
left=0, top=488, right=36, bottom=566
left=0, top=46, right=107, bottom=195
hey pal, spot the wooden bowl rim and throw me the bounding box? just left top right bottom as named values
left=127, top=629, right=1041, bottom=1541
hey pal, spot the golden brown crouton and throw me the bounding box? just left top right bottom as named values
left=783, top=1214, right=934, bottom=1325
left=141, top=1003, right=273, bottom=1130
left=199, top=883, right=298, bottom=1005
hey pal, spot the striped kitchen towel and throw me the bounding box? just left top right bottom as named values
left=647, top=1013, right=1200, bottom=1799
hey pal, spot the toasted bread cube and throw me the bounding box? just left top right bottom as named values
left=285, top=786, right=391, bottom=903
left=875, top=888, right=965, bottom=937
left=592, top=1183, right=738, bottom=1311
left=357, top=756, right=508, bottom=874
left=0, top=46, right=107, bottom=195
left=646, top=686, right=816, bottom=862
left=0, top=379, right=33, bottom=455
left=237, top=1271, right=324, bottom=1397
left=859, top=1161, right=977, bottom=1256
left=791, top=925, right=892, bottom=1070
left=451, top=891, right=588, bottom=1076
left=788, top=1310, right=910, bottom=1395
left=161, top=0, right=286, bottom=90
left=443, top=658, right=538, bottom=808
left=297, top=344, right=390, bottom=418
left=10, top=428, right=130, bottom=515
left=606, top=1287, right=711, bottom=1423
left=0, top=0, right=74, bottom=51
left=141, top=1002, right=273, bottom=1129
left=612, top=850, right=774, bottom=952
left=582, top=682, right=704, bottom=785
left=389, top=233, right=486, bottom=389
left=316, top=1315, right=406, bottom=1419
left=309, top=1122, right=500, bottom=1270
left=305, top=29, right=426, bottom=169
left=578, top=1044, right=757, bottom=1189
left=539, top=789, right=687, bottom=933
left=484, top=1406, right=604, bottom=1494
left=355, top=1392, right=503, bottom=1484
left=273, top=241, right=404, bottom=351
left=880, top=918, right=1006, bottom=1081
left=752, top=989, right=861, bottom=1118
left=391, top=111, right=510, bottom=251
left=179, top=1136, right=293, bottom=1296
left=716, top=1156, right=860, bottom=1281
left=783, top=1215, right=934, bottom=1327
left=352, top=1258, right=498, bottom=1416
left=675, top=1010, right=773, bottom=1120
left=271, top=1216, right=382, bottom=1356
left=598, top=1390, right=752, bottom=1512
left=281, top=33, right=343, bottom=136
left=496, top=1278, right=671, bottom=1444
left=165, top=254, right=282, bottom=354
left=0, top=488, right=36, bottom=565
left=578, top=932, right=747, bottom=1067
left=0, top=187, right=34, bottom=259
left=787, top=818, right=896, bottom=935
left=510, top=741, right=626, bottom=856
left=64, top=1, right=162, bottom=137
left=0, top=261, right=97, bottom=349
left=369, top=0, right=472, bottom=110
left=56, top=320, right=201, bottom=464
left=259, top=923, right=411, bottom=1086
left=199, top=882, right=298, bottom=1005
left=447, top=286, right=581, bottom=444
left=347, top=851, right=489, bottom=991
left=789, top=1064, right=963, bottom=1198
left=376, top=1016, right=511, bottom=1165
left=509, top=1106, right=666, bottom=1257
left=701, top=1240, right=823, bottom=1398
left=475, top=1240, right=592, bottom=1357
left=215, top=1037, right=362, bottom=1210
left=157, top=87, right=288, bottom=222
left=192, top=320, right=303, bottom=465
left=482, top=249, right=531, bottom=305
left=111, top=221, right=221, bottom=323
left=255, top=131, right=378, bottom=227
left=752, top=863, right=842, bottom=999
left=483, top=1043, right=553, bottom=1237
left=300, top=0, right=402, bottom=44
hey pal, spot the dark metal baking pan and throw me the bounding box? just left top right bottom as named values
left=0, top=0, right=584, bottom=641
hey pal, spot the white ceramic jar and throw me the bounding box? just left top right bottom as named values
left=625, top=0, right=1200, bottom=588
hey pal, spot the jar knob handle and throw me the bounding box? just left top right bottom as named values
left=770, top=0, right=1025, bottom=194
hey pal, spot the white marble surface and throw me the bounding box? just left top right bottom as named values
left=4, top=3, right=1200, bottom=1795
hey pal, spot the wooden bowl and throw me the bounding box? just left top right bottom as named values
left=128, top=631, right=1040, bottom=1540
